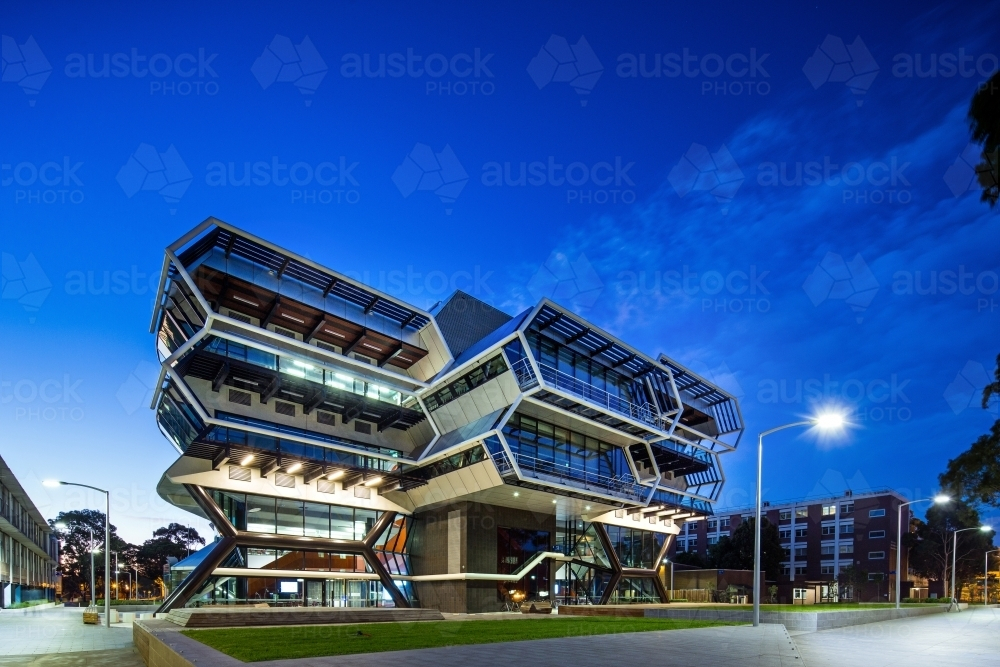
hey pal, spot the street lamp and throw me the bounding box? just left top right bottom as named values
left=895, top=495, right=950, bottom=609
left=44, top=480, right=111, bottom=628
left=950, top=525, right=992, bottom=611
left=986, top=549, right=999, bottom=606
left=753, top=411, right=847, bottom=627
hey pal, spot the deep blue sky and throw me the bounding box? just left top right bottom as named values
left=2, top=1, right=998, bottom=542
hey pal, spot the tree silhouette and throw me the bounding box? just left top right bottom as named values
left=968, top=72, right=1000, bottom=207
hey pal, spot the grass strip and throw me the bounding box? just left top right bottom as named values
left=182, top=616, right=734, bottom=661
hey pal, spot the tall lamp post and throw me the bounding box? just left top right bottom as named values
left=950, top=525, right=992, bottom=611
left=895, top=495, right=950, bottom=609
left=753, top=412, right=846, bottom=627
left=44, top=480, right=111, bottom=628
left=88, top=527, right=96, bottom=608
left=986, top=549, right=1000, bottom=606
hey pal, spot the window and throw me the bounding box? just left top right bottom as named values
left=840, top=502, right=854, bottom=514
left=708, top=535, right=719, bottom=545
left=821, top=544, right=835, bottom=556
left=708, top=519, right=718, bottom=530
left=720, top=518, right=730, bottom=529
left=795, top=565, right=807, bottom=575
left=822, top=525, right=837, bottom=536
left=868, top=551, right=885, bottom=560
left=867, top=572, right=885, bottom=581
left=795, top=508, right=808, bottom=519
left=502, top=414, right=631, bottom=483
left=793, top=588, right=808, bottom=599
left=821, top=565, right=835, bottom=575
left=782, top=546, right=791, bottom=558
left=779, top=528, right=791, bottom=540
left=688, top=521, right=699, bottom=531
left=424, top=355, right=508, bottom=411
left=869, top=530, right=886, bottom=539
left=822, top=504, right=837, bottom=516
left=794, top=546, right=807, bottom=558
left=869, top=509, right=886, bottom=518
left=781, top=565, right=791, bottom=576
left=687, top=538, right=698, bottom=549
left=795, top=527, right=807, bottom=538
left=779, top=510, right=791, bottom=521
left=839, top=544, right=854, bottom=554
left=840, top=523, right=854, bottom=535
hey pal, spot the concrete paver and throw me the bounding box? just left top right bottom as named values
left=794, top=607, right=1000, bottom=667
left=143, top=619, right=802, bottom=667
left=0, top=607, right=134, bottom=656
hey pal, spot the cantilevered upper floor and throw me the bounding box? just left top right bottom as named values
left=151, top=218, right=742, bottom=527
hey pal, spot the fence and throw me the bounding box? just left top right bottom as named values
left=668, top=589, right=713, bottom=603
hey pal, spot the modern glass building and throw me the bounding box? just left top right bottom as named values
left=152, top=218, right=743, bottom=612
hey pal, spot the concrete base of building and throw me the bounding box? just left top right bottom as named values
left=162, top=606, right=444, bottom=628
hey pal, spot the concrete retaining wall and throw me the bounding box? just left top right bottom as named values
left=134, top=621, right=195, bottom=667
left=644, top=605, right=953, bottom=631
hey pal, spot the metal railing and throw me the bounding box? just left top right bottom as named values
left=510, top=452, right=644, bottom=501
left=489, top=450, right=515, bottom=476
left=510, top=357, right=538, bottom=389
left=535, top=362, right=658, bottom=428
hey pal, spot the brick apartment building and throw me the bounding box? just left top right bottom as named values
left=668, top=489, right=913, bottom=602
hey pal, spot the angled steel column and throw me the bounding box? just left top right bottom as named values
left=363, top=511, right=410, bottom=609
left=594, top=523, right=623, bottom=605
left=156, top=536, right=236, bottom=613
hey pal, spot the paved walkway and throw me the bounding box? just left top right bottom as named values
left=142, top=619, right=802, bottom=666
left=0, top=606, right=135, bottom=656
left=795, top=607, right=1000, bottom=667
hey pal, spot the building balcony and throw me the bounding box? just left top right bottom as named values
left=505, top=452, right=645, bottom=502
left=512, top=357, right=663, bottom=437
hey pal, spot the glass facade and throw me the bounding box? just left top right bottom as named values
left=525, top=330, right=638, bottom=404
left=156, top=381, right=205, bottom=452
left=604, top=525, right=666, bottom=570
left=501, top=414, right=631, bottom=483
left=423, top=355, right=508, bottom=411
left=210, top=489, right=381, bottom=539
left=206, top=412, right=404, bottom=472
left=554, top=520, right=666, bottom=605
left=372, top=515, right=412, bottom=576
left=203, top=336, right=410, bottom=409
left=609, top=577, right=660, bottom=603
left=190, top=575, right=400, bottom=608
left=497, top=527, right=551, bottom=602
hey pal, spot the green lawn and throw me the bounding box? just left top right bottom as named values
left=688, top=602, right=945, bottom=612
left=182, top=617, right=735, bottom=662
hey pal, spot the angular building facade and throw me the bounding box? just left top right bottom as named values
left=151, top=218, right=743, bottom=613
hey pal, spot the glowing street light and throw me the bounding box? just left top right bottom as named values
left=44, top=479, right=111, bottom=628
left=950, top=524, right=993, bottom=611
left=753, top=411, right=848, bottom=627
left=895, top=495, right=949, bottom=608
left=985, top=549, right=1000, bottom=606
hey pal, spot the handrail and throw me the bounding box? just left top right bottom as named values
left=510, top=357, right=538, bottom=389
left=535, top=362, right=659, bottom=428
left=510, top=452, right=644, bottom=500
left=408, top=551, right=572, bottom=581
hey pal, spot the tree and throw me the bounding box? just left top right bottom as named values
left=671, top=551, right=706, bottom=568
left=706, top=517, right=783, bottom=580
left=904, top=501, right=995, bottom=600
left=49, top=510, right=131, bottom=602
left=940, top=354, right=1000, bottom=507
left=135, top=523, right=205, bottom=596
left=968, top=72, right=1000, bottom=207
left=837, top=564, right=868, bottom=601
